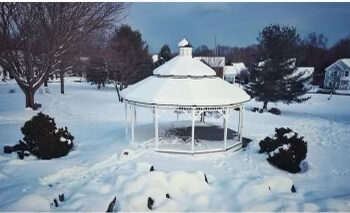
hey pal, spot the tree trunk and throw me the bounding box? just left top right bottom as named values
left=44, top=78, right=48, bottom=87
left=24, top=89, right=35, bottom=109
left=263, top=101, right=268, bottom=111
left=60, top=70, right=64, bottom=94
left=115, top=84, right=122, bottom=102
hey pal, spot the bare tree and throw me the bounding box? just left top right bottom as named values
left=0, top=2, right=129, bottom=108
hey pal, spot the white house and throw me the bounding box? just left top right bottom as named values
left=223, top=62, right=247, bottom=84
left=194, top=56, right=225, bottom=77
left=324, top=58, right=350, bottom=90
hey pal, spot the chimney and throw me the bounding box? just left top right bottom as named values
left=178, top=38, right=192, bottom=57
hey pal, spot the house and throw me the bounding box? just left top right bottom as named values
left=324, top=58, right=350, bottom=90
left=223, top=62, right=247, bottom=84
left=194, top=56, right=225, bottom=77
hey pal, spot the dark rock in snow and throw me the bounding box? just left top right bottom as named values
left=106, top=196, right=116, bottom=212
left=166, top=193, right=170, bottom=199
left=123, top=151, right=128, bottom=155
left=291, top=185, right=296, bottom=193
left=59, top=194, right=64, bottom=202
left=251, top=107, right=260, bottom=112
left=150, top=166, right=154, bottom=172
left=204, top=173, right=208, bottom=184
left=147, top=197, right=154, bottom=210
left=54, top=199, right=58, bottom=207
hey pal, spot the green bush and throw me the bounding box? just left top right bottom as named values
left=4, top=112, right=74, bottom=159
left=259, top=127, right=307, bottom=173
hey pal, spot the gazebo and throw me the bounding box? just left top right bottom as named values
left=120, top=38, right=250, bottom=154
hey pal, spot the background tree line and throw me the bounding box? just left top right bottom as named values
left=194, top=33, right=350, bottom=86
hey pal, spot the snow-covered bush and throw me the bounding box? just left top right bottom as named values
left=259, top=128, right=307, bottom=173
left=4, top=112, right=74, bottom=159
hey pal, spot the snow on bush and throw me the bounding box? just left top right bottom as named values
left=259, top=127, right=307, bottom=173
left=3, top=112, right=74, bottom=159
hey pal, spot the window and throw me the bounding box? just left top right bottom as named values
left=345, top=71, right=349, bottom=77
left=332, top=71, right=338, bottom=77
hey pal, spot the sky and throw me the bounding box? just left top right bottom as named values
left=127, top=2, right=350, bottom=54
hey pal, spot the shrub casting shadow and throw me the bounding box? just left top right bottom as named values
left=164, top=124, right=252, bottom=147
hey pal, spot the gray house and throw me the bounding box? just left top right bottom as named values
left=324, top=59, right=350, bottom=90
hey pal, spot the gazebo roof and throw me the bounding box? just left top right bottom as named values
left=121, top=38, right=250, bottom=107
left=153, top=56, right=216, bottom=77
left=120, top=76, right=250, bottom=106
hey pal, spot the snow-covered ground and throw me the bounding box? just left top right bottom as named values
left=0, top=78, right=350, bottom=211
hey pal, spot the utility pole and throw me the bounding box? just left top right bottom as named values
left=214, top=35, right=217, bottom=56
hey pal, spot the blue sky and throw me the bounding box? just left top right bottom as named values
left=127, top=2, right=350, bottom=53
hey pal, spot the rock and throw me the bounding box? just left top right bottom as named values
left=53, top=199, right=58, bottom=207
left=150, top=166, right=154, bottom=172
left=106, top=196, right=116, bottom=212
left=204, top=173, right=208, bottom=184
left=123, top=151, right=128, bottom=155
left=291, top=185, right=296, bottom=193
left=58, top=194, right=64, bottom=202
left=166, top=193, right=170, bottom=199
left=147, top=197, right=154, bottom=210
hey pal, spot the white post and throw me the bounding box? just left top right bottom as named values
left=155, top=106, right=159, bottom=149
left=134, top=106, right=137, bottom=125
left=124, top=102, right=128, bottom=136
left=233, top=76, right=236, bottom=84
left=239, top=106, right=243, bottom=143
left=191, top=108, right=195, bottom=153
left=131, top=104, right=135, bottom=142
left=223, top=110, right=228, bottom=150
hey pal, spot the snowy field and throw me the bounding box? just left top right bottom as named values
left=0, top=78, right=350, bottom=211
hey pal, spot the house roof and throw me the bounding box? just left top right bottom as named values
left=326, top=58, right=350, bottom=71
left=224, top=62, right=247, bottom=76
left=193, top=57, right=225, bottom=68
left=294, top=67, right=314, bottom=79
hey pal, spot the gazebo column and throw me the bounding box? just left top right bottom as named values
left=124, top=101, right=128, bottom=136
left=191, top=108, right=195, bottom=153
left=131, top=104, right=135, bottom=142
left=223, top=109, right=228, bottom=150
left=238, top=105, right=243, bottom=143
left=134, top=106, right=137, bottom=125
left=155, top=106, right=159, bottom=149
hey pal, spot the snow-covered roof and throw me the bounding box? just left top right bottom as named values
left=121, top=38, right=250, bottom=106
left=326, top=58, right=350, bottom=71
left=120, top=76, right=250, bottom=106
left=341, top=59, right=350, bottom=68
left=194, top=57, right=225, bottom=68
left=153, top=51, right=216, bottom=77
left=224, top=63, right=247, bottom=76
left=178, top=38, right=192, bottom=47
left=295, top=67, right=314, bottom=78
